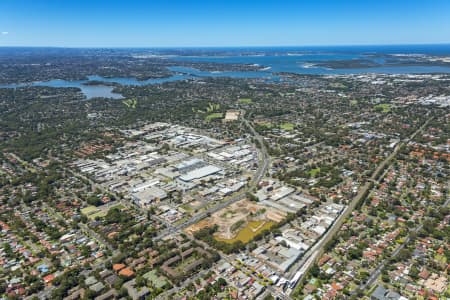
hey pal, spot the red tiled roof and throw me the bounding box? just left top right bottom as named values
left=113, top=263, right=125, bottom=271
left=118, top=268, right=135, bottom=277
left=43, top=274, right=55, bottom=283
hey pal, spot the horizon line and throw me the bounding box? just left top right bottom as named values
left=1, top=42, right=450, bottom=49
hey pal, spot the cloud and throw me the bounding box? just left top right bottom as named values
left=1, top=32, right=9, bottom=35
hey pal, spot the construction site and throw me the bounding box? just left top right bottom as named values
left=186, top=199, right=286, bottom=244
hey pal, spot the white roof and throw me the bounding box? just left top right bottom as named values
left=179, top=165, right=222, bottom=182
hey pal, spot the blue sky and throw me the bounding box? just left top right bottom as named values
left=0, top=0, right=449, bottom=47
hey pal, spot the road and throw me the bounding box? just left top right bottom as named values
left=41, top=173, right=120, bottom=253
left=288, top=116, right=433, bottom=295
left=6, top=157, right=114, bottom=300
left=154, top=192, right=248, bottom=240
left=360, top=194, right=450, bottom=291
left=154, top=112, right=275, bottom=299
left=62, top=110, right=270, bottom=244
left=358, top=223, right=423, bottom=292
left=154, top=111, right=271, bottom=240
left=241, top=110, right=270, bottom=185
left=14, top=119, right=273, bottom=299
left=26, top=113, right=434, bottom=299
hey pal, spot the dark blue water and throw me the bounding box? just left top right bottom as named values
left=173, top=54, right=450, bottom=75
left=1, top=45, right=450, bottom=99
left=0, top=79, right=124, bottom=99
left=161, top=44, right=450, bottom=56
left=0, top=67, right=281, bottom=99
left=169, top=44, right=450, bottom=75
left=168, top=66, right=280, bottom=80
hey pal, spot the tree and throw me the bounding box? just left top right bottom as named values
left=246, top=192, right=259, bottom=202
left=119, top=287, right=128, bottom=297
left=409, top=265, right=419, bottom=280
left=310, top=264, right=320, bottom=277
left=136, top=275, right=146, bottom=287
left=105, top=260, right=112, bottom=269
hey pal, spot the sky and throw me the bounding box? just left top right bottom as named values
left=0, top=0, right=449, bottom=47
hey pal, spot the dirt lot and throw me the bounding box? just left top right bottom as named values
left=186, top=199, right=286, bottom=241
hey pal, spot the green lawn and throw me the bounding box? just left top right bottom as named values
left=308, top=168, right=321, bottom=177
left=174, top=255, right=199, bottom=273
left=347, top=282, right=358, bottom=292
left=395, top=237, right=405, bottom=244
left=206, top=102, right=221, bottom=112
left=435, top=254, right=447, bottom=264
left=366, top=284, right=378, bottom=296
left=81, top=206, right=100, bottom=216
left=280, top=123, right=295, bottom=131
left=257, top=121, right=273, bottom=129
left=205, top=112, right=223, bottom=121
left=89, top=211, right=108, bottom=220
left=123, top=98, right=137, bottom=108
left=374, top=103, right=391, bottom=113
left=309, top=278, right=319, bottom=287
left=82, top=203, right=124, bottom=220
left=256, top=121, right=295, bottom=131
left=238, top=98, right=253, bottom=104
left=143, top=270, right=168, bottom=289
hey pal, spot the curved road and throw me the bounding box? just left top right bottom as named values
left=155, top=111, right=270, bottom=240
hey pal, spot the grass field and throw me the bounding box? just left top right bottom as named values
left=81, top=206, right=99, bottom=216
left=308, top=168, right=321, bottom=177
left=215, top=221, right=274, bottom=244
left=238, top=98, right=253, bottom=104
left=89, top=211, right=108, bottom=219
left=257, top=121, right=273, bottom=129
left=205, top=112, right=223, bottom=121
left=174, top=255, right=199, bottom=273
left=280, top=122, right=295, bottom=131
left=123, top=98, right=137, bottom=108
left=374, top=103, right=391, bottom=113
left=206, top=102, right=221, bottom=112
left=81, top=204, right=124, bottom=220
left=435, top=254, right=447, bottom=264
left=143, top=270, right=168, bottom=289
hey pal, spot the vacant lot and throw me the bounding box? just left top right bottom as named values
left=186, top=199, right=285, bottom=244
left=215, top=220, right=275, bottom=244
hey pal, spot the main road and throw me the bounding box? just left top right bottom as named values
left=155, top=111, right=270, bottom=240
left=287, top=116, right=433, bottom=295
left=61, top=111, right=270, bottom=243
